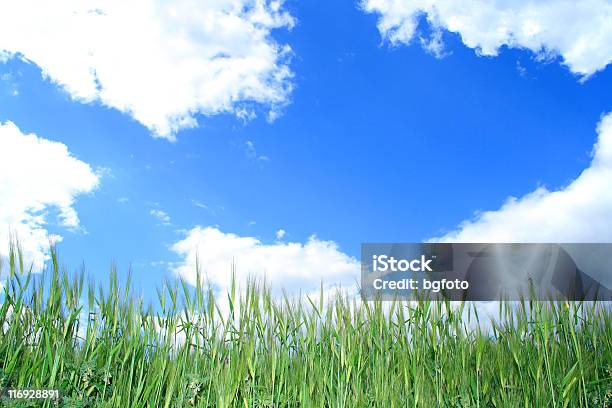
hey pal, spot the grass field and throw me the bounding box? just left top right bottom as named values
left=0, top=246, right=610, bottom=407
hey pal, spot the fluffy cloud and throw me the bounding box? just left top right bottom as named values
left=0, top=0, right=294, bottom=140
left=0, top=122, right=99, bottom=271
left=171, top=226, right=359, bottom=296
left=434, top=112, right=612, bottom=242
left=361, top=0, right=612, bottom=77
left=170, top=228, right=502, bottom=328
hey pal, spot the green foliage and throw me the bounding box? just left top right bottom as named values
left=0, top=245, right=610, bottom=407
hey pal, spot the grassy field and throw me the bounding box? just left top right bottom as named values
left=0, top=246, right=610, bottom=407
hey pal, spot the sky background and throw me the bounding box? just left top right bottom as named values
left=1, top=0, right=611, bottom=302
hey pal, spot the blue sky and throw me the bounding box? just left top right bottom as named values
left=1, top=0, right=612, bottom=301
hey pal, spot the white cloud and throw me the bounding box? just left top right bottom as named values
left=275, top=228, right=286, bottom=239
left=0, top=0, right=295, bottom=140
left=171, top=226, right=359, bottom=296
left=150, top=209, right=171, bottom=226
left=0, top=121, right=99, bottom=271
left=361, top=0, right=612, bottom=77
left=169, top=228, right=500, bottom=329
left=434, top=112, right=612, bottom=242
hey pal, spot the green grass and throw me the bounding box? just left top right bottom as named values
left=0, top=245, right=610, bottom=407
